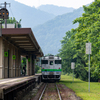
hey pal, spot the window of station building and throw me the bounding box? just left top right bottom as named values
left=55, top=60, right=61, bottom=64
left=50, top=61, right=53, bottom=65
left=41, top=60, right=48, bottom=64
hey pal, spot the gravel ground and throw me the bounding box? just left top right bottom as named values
left=22, top=82, right=82, bottom=100
left=42, top=83, right=59, bottom=100
left=57, top=84, right=82, bottom=100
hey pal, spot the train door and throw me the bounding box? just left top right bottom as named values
left=49, top=60, right=54, bottom=70
left=49, top=60, right=54, bottom=77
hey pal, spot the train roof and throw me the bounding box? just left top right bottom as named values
left=41, top=56, right=61, bottom=60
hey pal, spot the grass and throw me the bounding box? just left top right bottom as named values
left=59, top=75, right=100, bottom=100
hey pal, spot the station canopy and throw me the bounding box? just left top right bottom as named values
left=2, top=28, right=44, bottom=57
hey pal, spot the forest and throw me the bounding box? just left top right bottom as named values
left=58, top=0, right=100, bottom=82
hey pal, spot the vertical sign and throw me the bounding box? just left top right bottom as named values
left=86, top=42, right=91, bottom=92
left=71, top=62, right=75, bottom=69
left=86, top=43, right=92, bottom=54
left=71, top=62, right=75, bottom=83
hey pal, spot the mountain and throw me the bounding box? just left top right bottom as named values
left=37, top=4, right=74, bottom=16
left=33, top=7, right=84, bottom=55
left=0, top=0, right=55, bottom=27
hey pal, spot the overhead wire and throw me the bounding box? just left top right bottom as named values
left=9, top=6, right=15, bottom=18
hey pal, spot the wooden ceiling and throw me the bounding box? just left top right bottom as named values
left=2, top=28, right=43, bottom=57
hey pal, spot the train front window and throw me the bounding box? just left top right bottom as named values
left=41, top=60, right=48, bottom=64
left=50, top=61, right=53, bottom=65
left=55, top=60, right=61, bottom=64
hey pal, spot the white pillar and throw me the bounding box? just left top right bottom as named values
left=0, top=37, right=4, bottom=78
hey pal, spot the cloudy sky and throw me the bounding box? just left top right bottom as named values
left=15, top=0, right=94, bottom=9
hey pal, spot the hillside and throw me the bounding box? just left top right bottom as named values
left=0, top=0, right=55, bottom=27
left=37, top=4, right=74, bottom=16
left=33, top=7, right=84, bottom=55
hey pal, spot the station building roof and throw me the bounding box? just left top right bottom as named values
left=2, top=28, right=44, bottom=57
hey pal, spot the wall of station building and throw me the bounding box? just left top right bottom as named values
left=0, top=37, right=36, bottom=79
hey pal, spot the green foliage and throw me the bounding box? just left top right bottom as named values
left=35, top=65, right=40, bottom=73
left=21, top=57, right=26, bottom=74
left=59, top=0, right=100, bottom=81
left=45, top=53, right=53, bottom=56
left=21, top=58, right=26, bottom=67
left=58, top=30, right=76, bottom=74
left=59, top=75, right=100, bottom=100
left=2, top=17, right=21, bottom=28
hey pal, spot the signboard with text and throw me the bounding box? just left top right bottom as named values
left=71, top=62, right=75, bottom=69
left=86, top=43, right=92, bottom=54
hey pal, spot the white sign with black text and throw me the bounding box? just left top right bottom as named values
left=71, top=62, right=75, bottom=69
left=86, top=43, right=92, bottom=54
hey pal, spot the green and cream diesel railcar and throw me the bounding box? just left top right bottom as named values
left=41, top=55, right=61, bottom=80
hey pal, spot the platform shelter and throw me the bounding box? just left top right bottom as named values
left=0, top=28, right=43, bottom=78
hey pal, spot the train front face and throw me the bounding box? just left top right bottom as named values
left=41, top=56, right=62, bottom=80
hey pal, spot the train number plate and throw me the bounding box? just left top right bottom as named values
left=49, top=72, right=54, bottom=75
left=56, top=72, right=59, bottom=74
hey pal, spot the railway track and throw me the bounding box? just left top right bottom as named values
left=39, top=83, right=62, bottom=100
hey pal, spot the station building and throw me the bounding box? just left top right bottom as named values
left=0, top=28, right=43, bottom=79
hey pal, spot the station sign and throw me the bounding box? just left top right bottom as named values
left=86, top=43, right=92, bottom=54
left=12, top=55, right=16, bottom=60
left=71, top=62, right=75, bottom=69
left=4, top=52, right=8, bottom=57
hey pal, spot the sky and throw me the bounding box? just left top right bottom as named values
left=15, top=0, right=94, bottom=9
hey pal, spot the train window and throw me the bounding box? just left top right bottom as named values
left=41, top=60, right=48, bottom=64
left=55, top=60, right=61, bottom=64
left=50, top=61, right=53, bottom=65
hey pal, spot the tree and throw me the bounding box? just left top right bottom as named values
left=59, top=0, right=100, bottom=81
left=72, top=0, right=100, bottom=81
left=58, top=31, right=76, bottom=74
left=45, top=53, right=53, bottom=56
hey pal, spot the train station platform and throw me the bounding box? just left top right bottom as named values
left=0, top=74, right=42, bottom=100
left=0, top=28, right=43, bottom=79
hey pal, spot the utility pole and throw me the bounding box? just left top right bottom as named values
left=0, top=2, right=10, bottom=28
left=4, top=2, right=7, bottom=28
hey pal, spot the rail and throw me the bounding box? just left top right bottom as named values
left=56, top=83, right=62, bottom=100
left=39, top=83, right=47, bottom=100
left=39, top=83, right=62, bottom=100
